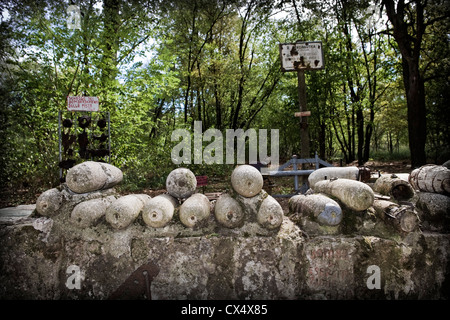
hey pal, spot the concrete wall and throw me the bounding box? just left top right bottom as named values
left=1, top=163, right=449, bottom=300
left=1, top=208, right=449, bottom=300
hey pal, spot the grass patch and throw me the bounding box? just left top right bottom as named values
left=369, top=146, right=410, bottom=161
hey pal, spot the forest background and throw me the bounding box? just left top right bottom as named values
left=0, top=0, right=449, bottom=198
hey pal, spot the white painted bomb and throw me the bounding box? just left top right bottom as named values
left=230, top=165, right=264, bottom=198
left=36, top=188, right=63, bottom=217
left=289, top=194, right=343, bottom=226
left=313, top=178, right=375, bottom=212
left=166, top=168, right=197, bottom=199
left=179, top=193, right=210, bottom=228
left=256, top=195, right=283, bottom=230
left=101, top=162, right=124, bottom=190
left=66, top=161, right=123, bottom=194
left=142, top=194, right=178, bottom=228
left=71, top=196, right=116, bottom=228
left=214, top=193, right=245, bottom=228
left=308, top=166, right=360, bottom=189
left=105, top=194, right=145, bottom=229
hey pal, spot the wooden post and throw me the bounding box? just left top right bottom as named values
left=280, top=40, right=323, bottom=190
left=296, top=70, right=309, bottom=187
left=297, top=70, right=310, bottom=161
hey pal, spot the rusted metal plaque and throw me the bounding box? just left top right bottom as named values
left=108, top=261, right=160, bottom=300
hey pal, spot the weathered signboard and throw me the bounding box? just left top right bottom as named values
left=67, top=96, right=99, bottom=112
left=279, top=41, right=324, bottom=72
left=305, top=239, right=356, bottom=299
left=294, top=111, right=311, bottom=117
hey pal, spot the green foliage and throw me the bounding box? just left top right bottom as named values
left=0, top=0, right=448, bottom=198
left=369, top=146, right=410, bottom=162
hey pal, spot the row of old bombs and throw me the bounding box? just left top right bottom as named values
left=289, top=166, right=417, bottom=232
left=35, top=161, right=284, bottom=231
left=147, top=165, right=284, bottom=230
left=289, top=167, right=376, bottom=229
left=289, top=162, right=450, bottom=233
left=35, top=160, right=448, bottom=233
left=35, top=161, right=126, bottom=228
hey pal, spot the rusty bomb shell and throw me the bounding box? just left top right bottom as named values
left=179, top=193, right=210, bottom=228
left=372, top=199, right=419, bottom=233
left=230, top=165, right=264, bottom=198
left=142, top=194, right=178, bottom=228
left=373, top=174, right=415, bottom=201
left=409, top=164, right=450, bottom=195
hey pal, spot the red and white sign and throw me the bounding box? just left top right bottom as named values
left=67, top=96, right=99, bottom=112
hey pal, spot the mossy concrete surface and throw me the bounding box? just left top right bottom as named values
left=1, top=207, right=449, bottom=299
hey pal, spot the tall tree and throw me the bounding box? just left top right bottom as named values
left=380, top=0, right=448, bottom=167
left=101, top=0, right=120, bottom=100
left=301, top=0, right=374, bottom=164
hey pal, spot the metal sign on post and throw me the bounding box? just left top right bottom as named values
left=279, top=41, right=325, bottom=186
left=279, top=41, right=324, bottom=72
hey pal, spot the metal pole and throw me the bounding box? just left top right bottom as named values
left=292, top=155, right=298, bottom=191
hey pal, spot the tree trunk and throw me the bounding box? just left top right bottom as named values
left=382, top=0, right=427, bottom=168
left=356, top=106, right=364, bottom=166
left=298, top=71, right=310, bottom=160
left=363, top=109, right=374, bottom=163
left=403, top=57, right=427, bottom=167
left=102, top=0, right=120, bottom=86
left=388, top=132, right=393, bottom=154
left=214, top=82, right=222, bottom=129
left=319, top=119, right=326, bottom=160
